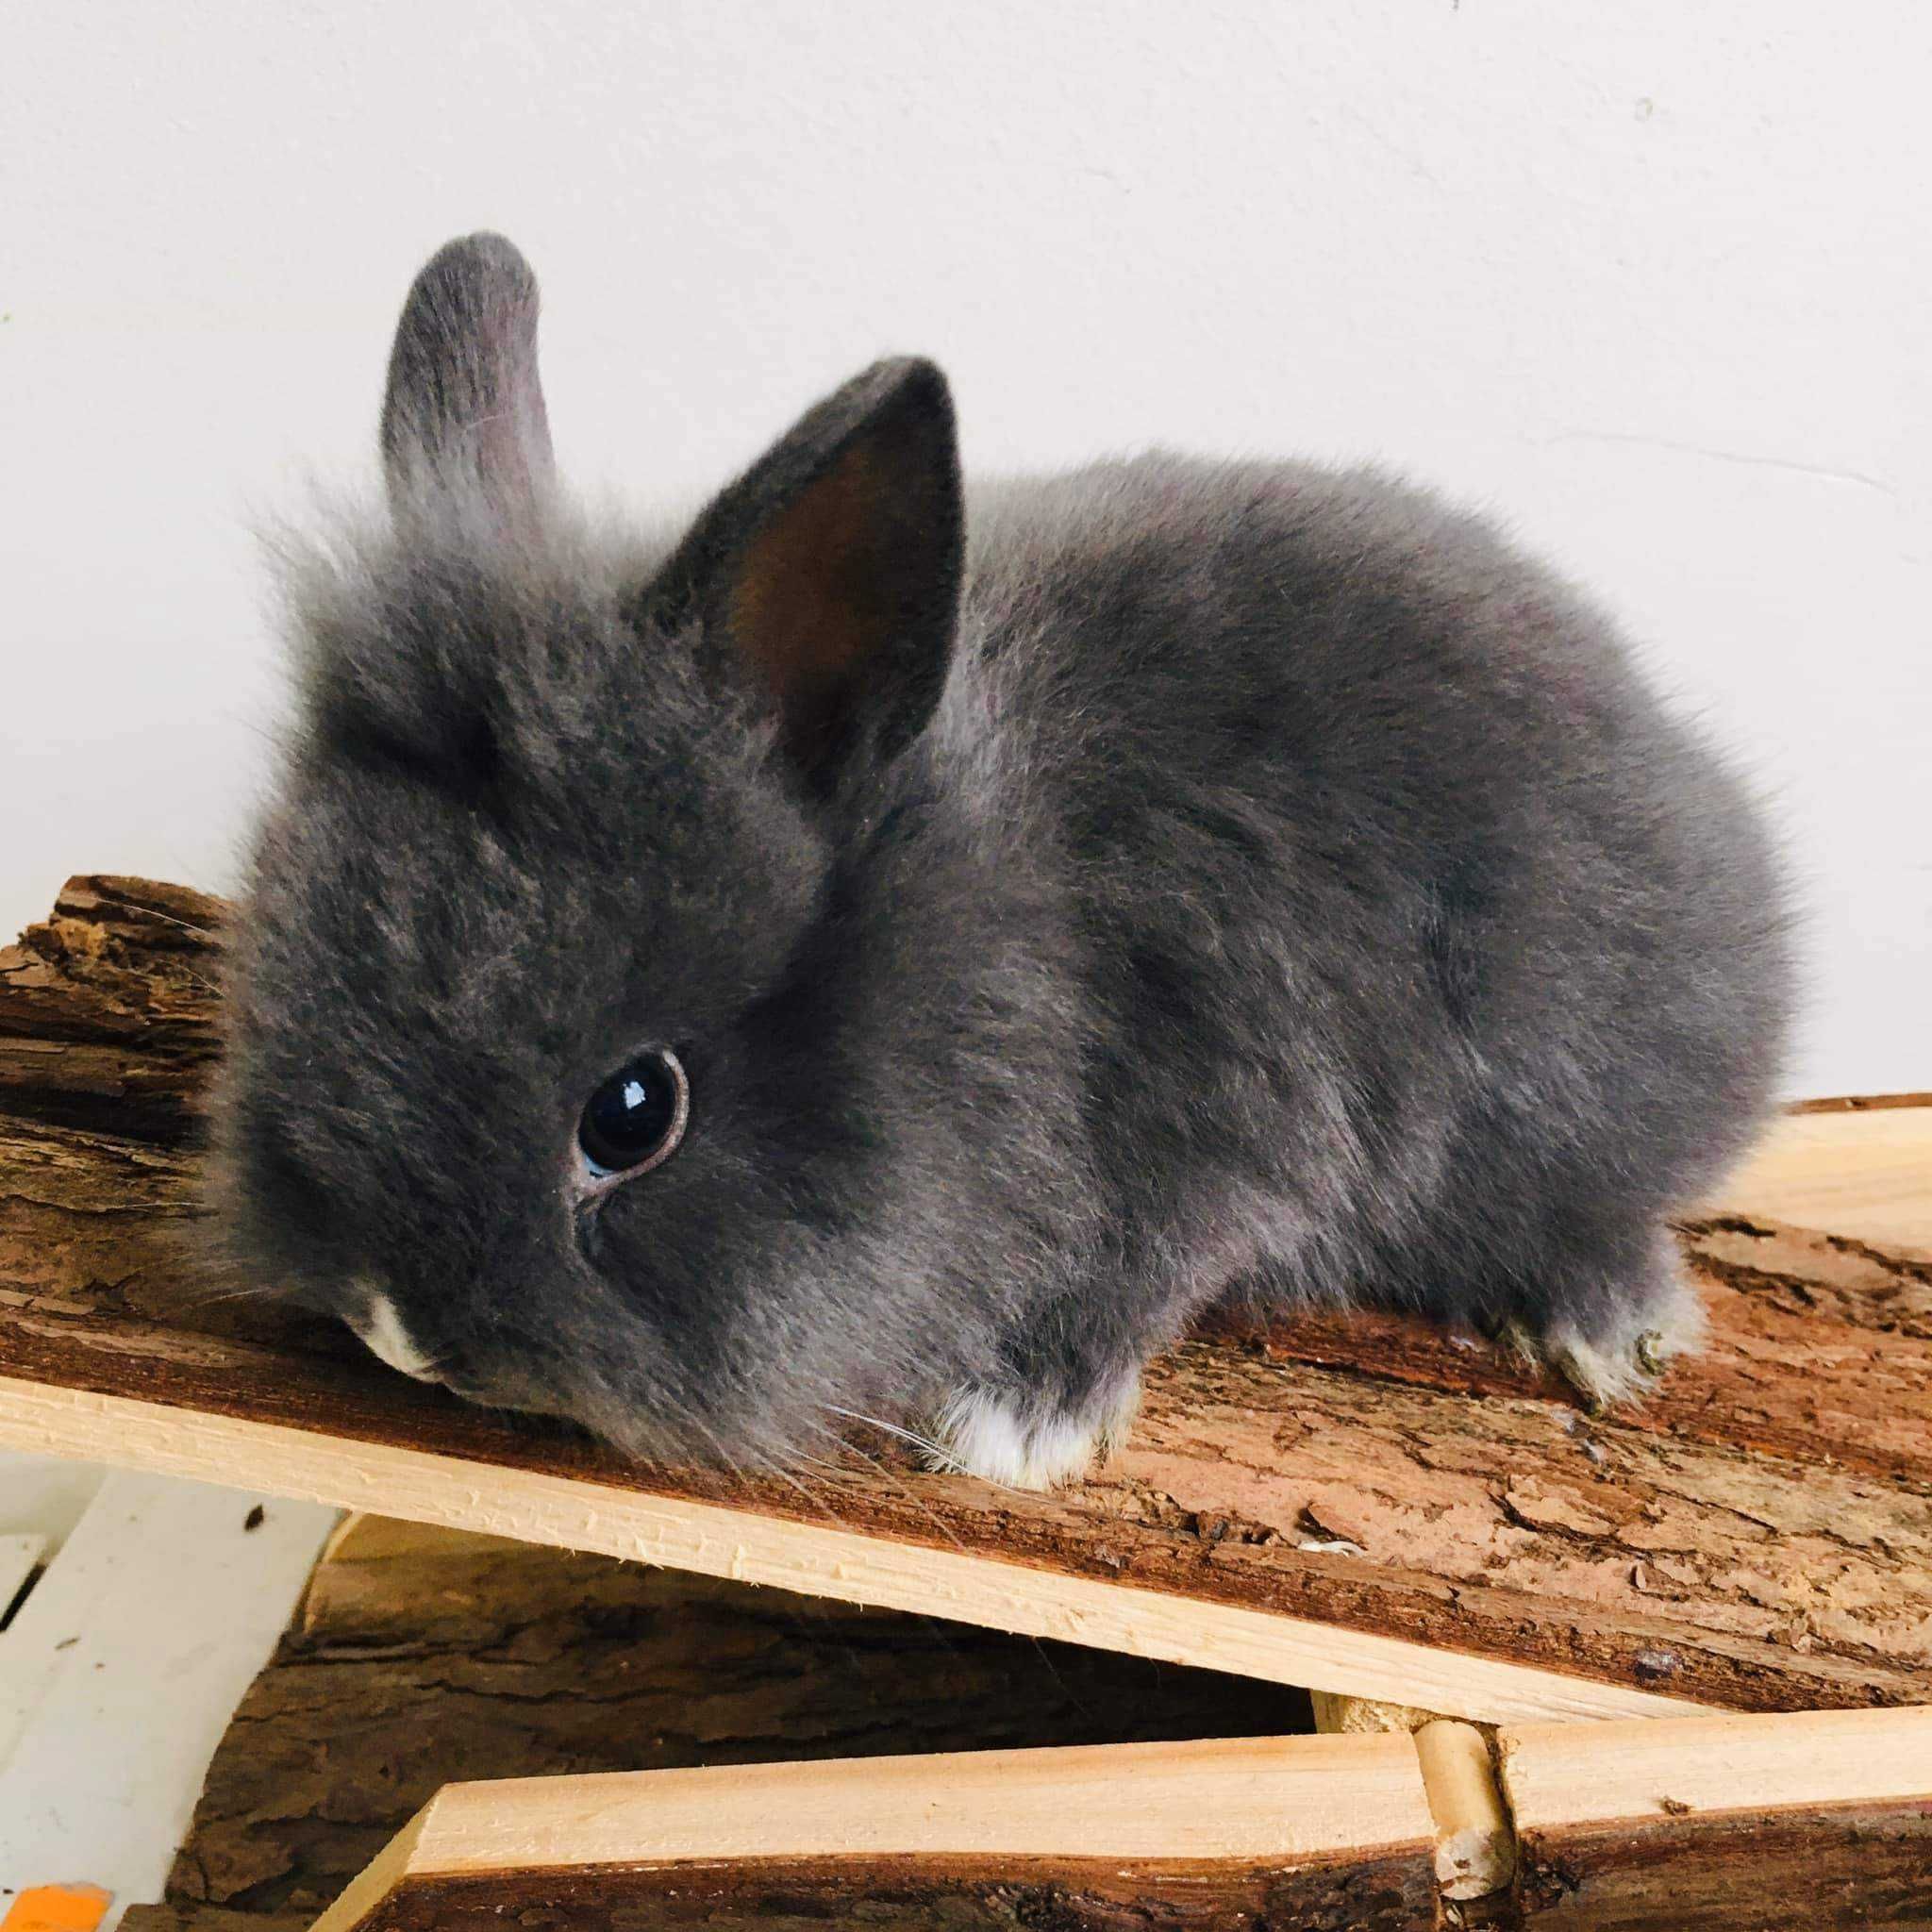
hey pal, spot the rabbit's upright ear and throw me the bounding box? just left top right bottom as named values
left=665, top=358, right=964, bottom=782
left=380, top=233, right=555, bottom=521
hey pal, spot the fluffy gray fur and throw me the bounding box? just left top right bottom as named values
left=211, top=234, right=1794, bottom=1486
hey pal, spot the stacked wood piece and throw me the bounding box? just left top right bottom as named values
left=301, top=1706, right=1932, bottom=1932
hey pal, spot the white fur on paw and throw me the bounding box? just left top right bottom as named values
left=930, top=1376, right=1141, bottom=1490
left=1533, top=1268, right=1708, bottom=1408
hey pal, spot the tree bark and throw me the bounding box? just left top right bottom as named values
left=4, top=876, right=1929, bottom=1724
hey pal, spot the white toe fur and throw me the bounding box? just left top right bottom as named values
left=1539, top=1262, right=1708, bottom=1407
left=931, top=1375, right=1141, bottom=1489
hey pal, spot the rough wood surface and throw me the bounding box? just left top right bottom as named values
left=118, top=1520, right=1314, bottom=1931
left=122, top=1523, right=1932, bottom=1932
left=0, top=1365, right=1697, bottom=1724
left=1501, top=1706, right=1932, bottom=1927
left=1509, top=1812, right=1932, bottom=1928
left=315, top=1707, right=1932, bottom=1932
left=308, top=1733, right=1440, bottom=1932
left=341, top=1853, right=1439, bottom=1932
left=5, top=877, right=1931, bottom=1724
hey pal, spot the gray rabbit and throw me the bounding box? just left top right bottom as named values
left=211, top=234, right=1793, bottom=1487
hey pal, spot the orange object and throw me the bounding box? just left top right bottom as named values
left=0, top=1887, right=112, bottom=1932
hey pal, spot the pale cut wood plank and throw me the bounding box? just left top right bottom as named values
left=423, top=1733, right=1434, bottom=1871
left=1721, top=1102, right=1931, bottom=1253
left=0, top=1374, right=1694, bottom=1726
left=308, top=1732, right=1436, bottom=1932
left=309, top=1707, right=1932, bottom=1931
left=1498, top=1703, right=1932, bottom=1829
left=1497, top=1705, right=1932, bottom=1927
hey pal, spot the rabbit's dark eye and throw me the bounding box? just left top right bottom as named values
left=577, top=1047, right=689, bottom=1180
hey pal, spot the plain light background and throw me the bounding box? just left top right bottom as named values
left=4, top=3, right=1926, bottom=1097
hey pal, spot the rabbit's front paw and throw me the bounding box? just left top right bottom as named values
left=930, top=1373, right=1141, bottom=1490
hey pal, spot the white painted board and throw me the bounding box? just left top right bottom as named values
left=0, top=1471, right=336, bottom=1923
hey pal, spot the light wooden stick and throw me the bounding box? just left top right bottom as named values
left=1414, top=1717, right=1515, bottom=1901
left=1311, top=1693, right=1516, bottom=1901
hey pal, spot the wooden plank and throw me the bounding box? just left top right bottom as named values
left=1503, top=1703, right=1932, bottom=1825
left=1499, top=1706, right=1932, bottom=1926
left=3, top=875, right=1930, bottom=1723
left=307, top=1707, right=1932, bottom=1931
left=8, top=1220, right=1930, bottom=1715
left=308, top=1734, right=1439, bottom=1932
left=1724, top=1102, right=1932, bottom=1253
left=0, top=1369, right=1694, bottom=1725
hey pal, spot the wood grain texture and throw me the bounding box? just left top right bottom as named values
left=1726, top=1104, right=1932, bottom=1253
left=1511, top=1813, right=1932, bottom=1929
left=281, top=1700, right=1932, bottom=1932
left=1500, top=1705, right=1932, bottom=1828
left=1502, top=1707, right=1932, bottom=1928
left=306, top=1706, right=1932, bottom=1932
left=0, top=1367, right=1698, bottom=1724
left=5, top=877, right=1931, bottom=1724
left=308, top=1735, right=1438, bottom=1932
left=347, top=1851, right=1440, bottom=1932
left=386, top=1733, right=1436, bottom=1869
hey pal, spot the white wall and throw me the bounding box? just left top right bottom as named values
left=4, top=2, right=1926, bottom=1097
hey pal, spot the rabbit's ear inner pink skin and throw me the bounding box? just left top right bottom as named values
left=659, top=357, right=963, bottom=789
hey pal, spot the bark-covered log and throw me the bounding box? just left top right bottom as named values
left=1499, top=1707, right=1932, bottom=1928
left=4, top=877, right=1930, bottom=1727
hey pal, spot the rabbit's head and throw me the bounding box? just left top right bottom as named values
left=214, top=235, right=1090, bottom=1468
